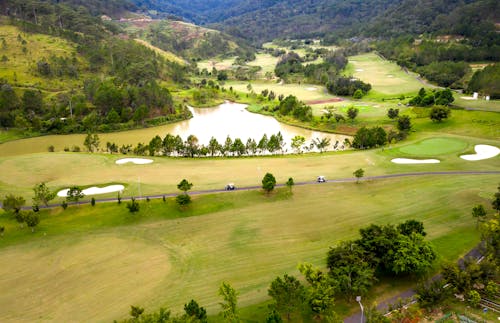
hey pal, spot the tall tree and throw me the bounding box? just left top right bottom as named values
left=177, top=179, right=193, bottom=194
left=268, top=274, right=305, bottom=321
left=471, top=204, right=487, bottom=228
left=33, top=182, right=55, bottom=207
left=219, top=282, right=239, bottom=322
left=347, top=107, right=359, bottom=122
left=298, top=263, right=337, bottom=320
left=327, top=241, right=375, bottom=299
left=286, top=177, right=294, bottom=194
left=291, top=135, right=306, bottom=154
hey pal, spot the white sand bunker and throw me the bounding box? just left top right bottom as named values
left=356, top=68, right=364, bottom=72
left=116, top=158, right=153, bottom=165
left=306, top=87, right=317, bottom=91
left=391, top=158, right=440, bottom=164
left=57, top=185, right=125, bottom=197
left=387, top=74, right=394, bottom=78
left=460, top=145, right=500, bottom=161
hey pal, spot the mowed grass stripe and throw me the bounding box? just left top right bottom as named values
left=0, top=175, right=495, bottom=321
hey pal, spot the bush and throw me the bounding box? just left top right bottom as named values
left=353, top=89, right=364, bottom=99
left=176, top=194, right=191, bottom=206
left=61, top=201, right=68, bottom=209
left=91, top=197, right=96, bottom=206
left=430, top=106, right=451, bottom=122
left=126, top=197, right=140, bottom=213
left=48, top=145, right=55, bottom=152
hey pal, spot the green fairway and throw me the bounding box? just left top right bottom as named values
left=226, top=80, right=335, bottom=103
left=0, top=175, right=495, bottom=322
left=397, top=138, right=468, bottom=156
left=345, top=52, right=427, bottom=97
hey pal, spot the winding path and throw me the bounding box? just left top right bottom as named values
left=12, top=170, right=500, bottom=210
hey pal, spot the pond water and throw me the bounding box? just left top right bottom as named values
left=0, top=102, right=349, bottom=156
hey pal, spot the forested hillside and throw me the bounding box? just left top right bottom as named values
left=133, top=0, right=499, bottom=45
left=0, top=0, right=190, bottom=135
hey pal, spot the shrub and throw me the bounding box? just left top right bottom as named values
left=176, top=194, right=191, bottom=206
left=126, top=197, right=140, bottom=213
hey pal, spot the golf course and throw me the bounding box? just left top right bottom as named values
left=1, top=29, right=499, bottom=323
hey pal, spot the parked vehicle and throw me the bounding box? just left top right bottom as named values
left=317, top=176, right=326, bottom=183
left=225, top=183, right=236, bottom=190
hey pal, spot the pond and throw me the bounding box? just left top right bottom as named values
left=0, top=102, right=349, bottom=156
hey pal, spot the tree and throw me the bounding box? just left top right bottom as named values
left=176, top=194, right=191, bottom=207
left=298, top=263, right=337, bottom=319
left=184, top=299, right=207, bottom=322
left=83, top=133, right=100, bottom=152
left=327, top=241, right=375, bottom=299
left=0, top=226, right=4, bottom=237
left=416, top=278, right=450, bottom=310
left=430, top=106, right=451, bottom=122
left=268, top=274, right=305, bottom=321
left=32, top=182, right=55, bottom=207
left=347, top=107, right=359, bottom=122
left=126, top=197, right=140, bottom=213
left=387, top=108, right=399, bottom=119
left=177, top=179, right=193, bottom=194
left=286, top=177, right=294, bottom=194
left=353, top=89, right=364, bottom=99
left=66, top=186, right=84, bottom=204
left=291, top=135, right=306, bottom=154
left=219, top=282, right=239, bottom=322
left=353, top=168, right=364, bottom=183
left=471, top=204, right=487, bottom=228
left=130, top=305, right=144, bottom=319
left=467, top=290, right=481, bottom=307
left=389, top=233, right=437, bottom=275
left=397, top=220, right=426, bottom=236
left=397, top=116, right=412, bottom=132
left=2, top=194, right=25, bottom=214
left=313, top=137, right=331, bottom=153
left=25, top=212, right=40, bottom=232
left=493, top=184, right=500, bottom=214
left=208, top=136, right=221, bottom=156
left=262, top=173, right=277, bottom=194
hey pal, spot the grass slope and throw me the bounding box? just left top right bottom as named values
left=0, top=175, right=496, bottom=322
left=345, top=52, right=426, bottom=98
left=0, top=24, right=85, bottom=92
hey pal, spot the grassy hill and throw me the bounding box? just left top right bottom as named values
left=0, top=24, right=87, bottom=93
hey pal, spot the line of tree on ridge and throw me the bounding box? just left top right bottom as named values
left=77, top=132, right=351, bottom=157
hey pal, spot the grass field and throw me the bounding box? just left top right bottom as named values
left=197, top=57, right=237, bottom=71
left=0, top=174, right=496, bottom=322
left=1, top=132, right=498, bottom=201
left=345, top=53, right=426, bottom=98
left=247, top=53, right=279, bottom=76
left=134, top=39, right=186, bottom=65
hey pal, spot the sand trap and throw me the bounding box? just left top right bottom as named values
left=387, top=74, right=394, bottom=78
left=391, top=158, right=440, bottom=164
left=116, top=158, right=153, bottom=165
left=57, top=185, right=125, bottom=197
left=356, top=69, right=364, bottom=72
left=460, top=96, right=476, bottom=100
left=460, top=145, right=500, bottom=161
left=306, top=87, right=317, bottom=91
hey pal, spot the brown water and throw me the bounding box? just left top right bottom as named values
left=0, top=102, right=349, bottom=156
